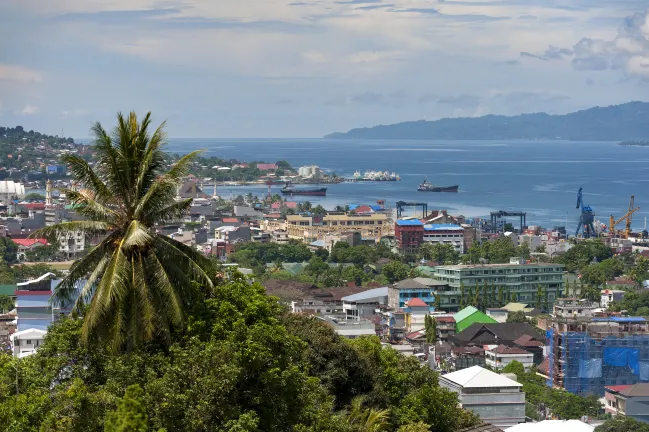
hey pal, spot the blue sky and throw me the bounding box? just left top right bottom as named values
left=1, top=0, right=648, bottom=137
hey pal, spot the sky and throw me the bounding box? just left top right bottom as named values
left=1, top=0, right=648, bottom=138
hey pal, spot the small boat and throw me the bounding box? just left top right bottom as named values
left=281, top=182, right=327, bottom=196
left=417, top=180, right=458, bottom=192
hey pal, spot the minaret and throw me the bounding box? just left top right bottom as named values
left=46, top=180, right=52, bottom=206
left=212, top=182, right=218, bottom=200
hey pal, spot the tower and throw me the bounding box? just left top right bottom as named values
left=46, top=179, right=52, bottom=206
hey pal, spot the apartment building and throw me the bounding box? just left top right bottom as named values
left=286, top=213, right=390, bottom=243
left=433, top=258, right=564, bottom=312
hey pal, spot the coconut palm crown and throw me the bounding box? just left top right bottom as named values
left=33, top=112, right=212, bottom=351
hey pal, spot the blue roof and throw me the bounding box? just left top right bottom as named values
left=310, top=240, right=326, bottom=247
left=396, top=219, right=424, bottom=226
left=592, top=317, right=646, bottom=323
left=369, top=205, right=383, bottom=211
left=424, top=224, right=463, bottom=231
left=348, top=204, right=359, bottom=210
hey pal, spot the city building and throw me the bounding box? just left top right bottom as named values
left=485, top=345, right=534, bottom=370
left=434, top=316, right=456, bottom=341
left=454, top=306, right=497, bottom=332
left=388, top=278, right=446, bottom=309
left=342, top=287, right=388, bottom=321
left=449, top=322, right=545, bottom=348
left=601, top=289, right=625, bottom=309
left=507, top=420, right=594, bottom=432
left=546, top=317, right=649, bottom=396
left=553, top=298, right=599, bottom=318
left=317, top=315, right=376, bottom=339
left=422, top=224, right=464, bottom=253
left=439, top=366, right=525, bottom=429
left=404, top=298, right=431, bottom=331
left=12, top=328, right=47, bottom=358
left=486, top=308, right=509, bottom=323
left=287, top=213, right=390, bottom=243
left=394, top=219, right=424, bottom=253
left=604, top=383, right=649, bottom=423
left=434, top=259, right=564, bottom=312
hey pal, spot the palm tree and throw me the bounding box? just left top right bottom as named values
left=347, top=397, right=390, bottom=432
left=34, top=112, right=212, bottom=351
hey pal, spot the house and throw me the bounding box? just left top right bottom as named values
left=13, top=238, right=48, bottom=253
left=553, top=298, right=599, bottom=318
left=439, top=366, right=525, bottom=429
left=256, top=163, right=278, bottom=171
left=485, top=345, right=534, bottom=370
left=512, top=334, right=545, bottom=364
left=449, top=323, right=545, bottom=348
left=454, top=306, right=497, bottom=333
left=604, top=383, right=649, bottom=423
left=404, top=298, right=431, bottom=331
left=601, top=289, right=625, bottom=309
left=12, top=328, right=47, bottom=358
left=388, top=277, right=447, bottom=309
left=486, top=308, right=508, bottom=323
left=317, top=315, right=376, bottom=339
left=434, top=315, right=456, bottom=341
left=452, top=346, right=486, bottom=370
left=341, top=287, right=388, bottom=321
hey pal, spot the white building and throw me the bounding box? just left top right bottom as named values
left=601, top=289, right=625, bottom=309
left=298, top=165, right=321, bottom=179
left=0, top=180, right=25, bottom=206
left=507, top=420, right=594, bottom=432
left=342, top=287, right=388, bottom=321
left=439, top=365, right=525, bottom=429
left=486, top=345, right=534, bottom=370
left=518, top=234, right=543, bottom=251
left=58, top=230, right=86, bottom=258
left=422, top=224, right=464, bottom=253
left=12, top=328, right=47, bottom=358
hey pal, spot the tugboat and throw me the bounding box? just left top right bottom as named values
left=417, top=180, right=459, bottom=193
left=281, top=182, right=327, bottom=196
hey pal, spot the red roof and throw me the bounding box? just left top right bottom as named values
left=406, top=330, right=425, bottom=339
left=285, top=202, right=297, bottom=209
left=222, top=218, right=239, bottom=223
left=513, top=334, right=544, bottom=347
left=435, top=316, right=456, bottom=323
left=271, top=203, right=281, bottom=209
left=490, top=344, right=530, bottom=355
left=257, top=163, right=278, bottom=171
left=15, top=290, right=52, bottom=296
left=605, top=385, right=633, bottom=393
left=19, top=203, right=46, bottom=210
left=406, top=298, right=429, bottom=307
left=352, top=205, right=373, bottom=214
left=12, top=238, right=48, bottom=247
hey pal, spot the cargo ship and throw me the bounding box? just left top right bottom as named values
left=417, top=180, right=458, bottom=193
left=281, top=182, right=327, bottom=196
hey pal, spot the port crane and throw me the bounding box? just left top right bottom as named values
left=609, top=195, right=639, bottom=238
left=576, top=187, right=596, bottom=238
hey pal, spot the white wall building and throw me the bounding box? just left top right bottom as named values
left=12, top=328, right=47, bottom=358
left=298, top=165, right=320, bottom=179
left=439, top=366, right=526, bottom=429
left=422, top=224, right=464, bottom=253
left=601, top=289, right=625, bottom=309
left=485, top=345, right=534, bottom=370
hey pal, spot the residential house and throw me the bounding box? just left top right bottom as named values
left=449, top=323, right=545, bottom=348
left=452, top=346, right=486, bottom=370
left=13, top=238, right=48, bottom=253
left=486, top=308, right=509, bottom=323
left=404, top=298, right=432, bottom=331
left=12, top=328, right=47, bottom=358
left=434, top=316, right=456, bottom=341
left=553, top=298, right=599, bottom=318
left=512, top=334, right=545, bottom=365
left=317, top=315, right=376, bottom=339
left=388, top=277, right=447, bottom=309
left=601, top=289, right=625, bottom=309
left=486, top=345, right=534, bottom=370
left=604, top=384, right=649, bottom=423
left=439, top=366, right=525, bottom=429
left=342, top=287, right=388, bottom=321
left=454, top=306, right=497, bottom=333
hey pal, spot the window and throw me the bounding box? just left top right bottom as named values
left=27, top=340, right=32, bottom=345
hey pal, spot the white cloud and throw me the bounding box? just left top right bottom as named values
left=0, top=65, right=42, bottom=83
left=20, top=104, right=40, bottom=115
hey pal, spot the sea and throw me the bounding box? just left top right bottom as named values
left=162, top=138, right=649, bottom=232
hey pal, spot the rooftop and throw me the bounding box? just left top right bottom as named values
left=619, top=383, right=649, bottom=397
left=395, top=219, right=424, bottom=226
left=393, top=278, right=446, bottom=289
left=405, top=298, right=429, bottom=307
left=507, top=420, right=594, bottom=432
left=441, top=365, right=522, bottom=389
left=490, top=344, right=530, bottom=355
left=341, top=287, right=388, bottom=303
left=423, top=224, right=464, bottom=231
left=437, top=262, right=563, bottom=269
left=513, top=334, right=544, bottom=347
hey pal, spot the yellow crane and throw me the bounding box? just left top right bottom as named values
left=609, top=195, right=640, bottom=238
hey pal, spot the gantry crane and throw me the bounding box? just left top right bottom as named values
left=576, top=187, right=596, bottom=238
left=609, top=195, right=640, bottom=238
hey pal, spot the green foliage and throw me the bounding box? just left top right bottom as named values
left=506, top=310, right=528, bottom=323
left=502, top=360, right=525, bottom=376
left=0, top=238, right=18, bottom=264
left=0, top=295, right=14, bottom=313
left=24, top=193, right=46, bottom=201
left=609, top=290, right=649, bottom=315
left=464, top=237, right=530, bottom=264
left=396, top=422, right=430, bottom=432
left=580, top=257, right=625, bottom=286
left=595, top=416, right=649, bottom=432
left=381, top=261, right=410, bottom=284
left=23, top=243, right=60, bottom=262
left=554, top=238, right=613, bottom=273
left=104, top=385, right=149, bottom=432
left=628, top=256, right=649, bottom=287
left=424, top=315, right=437, bottom=344
left=419, top=243, right=459, bottom=264
left=505, top=366, right=600, bottom=420
left=232, top=242, right=313, bottom=270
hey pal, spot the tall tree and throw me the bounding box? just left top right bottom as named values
left=474, top=282, right=480, bottom=309
left=564, top=279, right=571, bottom=297
left=498, top=287, right=504, bottom=307
left=490, top=282, right=496, bottom=309
left=433, top=293, right=441, bottom=310
left=33, top=112, right=212, bottom=352
left=425, top=315, right=437, bottom=344
left=536, top=285, right=543, bottom=310
left=104, top=384, right=149, bottom=432
left=459, top=282, right=466, bottom=309
left=543, top=288, right=549, bottom=312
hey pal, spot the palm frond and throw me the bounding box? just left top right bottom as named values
left=65, top=189, right=120, bottom=223
left=122, top=220, right=152, bottom=250
left=30, top=221, right=111, bottom=240
left=153, top=235, right=213, bottom=289
left=60, top=154, right=114, bottom=204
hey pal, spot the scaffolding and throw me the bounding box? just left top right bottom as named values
left=546, top=319, right=649, bottom=396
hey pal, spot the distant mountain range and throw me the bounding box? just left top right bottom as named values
left=325, top=101, right=649, bottom=141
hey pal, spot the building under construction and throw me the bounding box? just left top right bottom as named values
left=545, top=317, right=649, bottom=396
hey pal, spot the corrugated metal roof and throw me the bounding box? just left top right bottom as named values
left=423, top=223, right=463, bottom=231
left=396, top=219, right=424, bottom=226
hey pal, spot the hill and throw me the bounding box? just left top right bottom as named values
left=325, top=101, right=649, bottom=141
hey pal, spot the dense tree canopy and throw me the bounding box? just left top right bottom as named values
left=554, top=238, right=613, bottom=273
left=463, top=237, right=530, bottom=264
left=595, top=417, right=649, bottom=432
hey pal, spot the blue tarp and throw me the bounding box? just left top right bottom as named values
left=604, top=347, right=640, bottom=374
left=579, top=359, right=602, bottom=378
left=640, top=362, right=649, bottom=381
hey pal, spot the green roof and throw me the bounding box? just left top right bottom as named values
left=454, top=306, right=480, bottom=323
left=0, top=285, right=17, bottom=296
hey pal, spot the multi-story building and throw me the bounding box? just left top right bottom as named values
left=601, top=289, right=625, bottom=309
left=553, top=298, right=599, bottom=318
left=422, top=224, right=464, bottom=253
left=604, top=384, right=649, bottom=423
left=433, top=258, right=564, bottom=312
left=286, top=213, right=390, bottom=243
left=394, top=219, right=424, bottom=253
left=485, top=345, right=534, bottom=371
left=439, top=366, right=526, bottom=429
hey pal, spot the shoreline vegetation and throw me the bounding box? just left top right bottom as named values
left=619, top=141, right=649, bottom=147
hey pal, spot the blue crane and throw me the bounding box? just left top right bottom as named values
left=575, top=187, right=596, bottom=238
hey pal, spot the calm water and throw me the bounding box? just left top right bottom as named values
left=165, top=139, right=649, bottom=231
